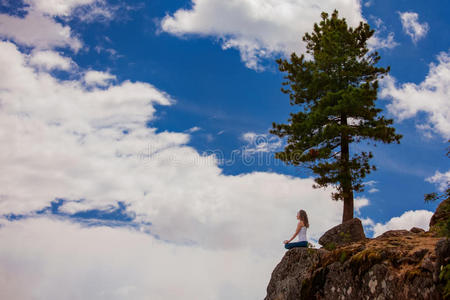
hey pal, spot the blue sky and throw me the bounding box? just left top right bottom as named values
left=67, top=0, right=448, bottom=221
left=0, top=0, right=448, bottom=299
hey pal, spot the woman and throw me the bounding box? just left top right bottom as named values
left=283, top=209, right=309, bottom=249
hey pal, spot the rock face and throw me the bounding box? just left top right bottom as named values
left=435, top=238, right=450, bottom=273
left=265, top=232, right=446, bottom=300
left=377, top=229, right=411, bottom=239
left=430, top=197, right=450, bottom=227
left=318, top=218, right=365, bottom=248
left=264, top=248, right=327, bottom=300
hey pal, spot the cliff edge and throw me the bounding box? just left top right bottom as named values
left=265, top=199, right=450, bottom=300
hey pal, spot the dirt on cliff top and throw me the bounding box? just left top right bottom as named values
left=321, top=229, right=441, bottom=276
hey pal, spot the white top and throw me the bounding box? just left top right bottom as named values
left=297, top=226, right=307, bottom=242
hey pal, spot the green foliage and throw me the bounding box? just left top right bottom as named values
left=439, top=264, right=450, bottom=299
left=429, top=199, right=450, bottom=238
left=338, top=231, right=352, bottom=243
left=270, top=10, right=402, bottom=220
left=324, top=242, right=336, bottom=251
left=348, top=248, right=383, bottom=275
left=425, top=190, right=450, bottom=203
left=439, top=218, right=450, bottom=238
left=339, top=251, right=348, bottom=263
left=436, top=213, right=450, bottom=239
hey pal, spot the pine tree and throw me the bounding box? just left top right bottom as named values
left=270, top=10, right=402, bottom=223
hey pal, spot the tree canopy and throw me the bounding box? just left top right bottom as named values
left=270, top=10, right=402, bottom=223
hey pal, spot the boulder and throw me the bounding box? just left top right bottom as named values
left=318, top=218, right=365, bottom=248
left=411, top=227, right=426, bottom=233
left=429, top=197, right=450, bottom=227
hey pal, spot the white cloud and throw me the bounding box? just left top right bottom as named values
left=241, top=132, right=282, bottom=154
left=0, top=10, right=82, bottom=50
left=355, top=197, right=370, bottom=214
left=160, top=0, right=363, bottom=70
left=29, top=50, right=74, bottom=71
left=426, top=170, right=450, bottom=192
left=84, top=70, right=116, bottom=86
left=368, top=31, right=398, bottom=50
left=361, top=217, right=374, bottom=227
left=0, top=38, right=342, bottom=260
left=186, top=126, right=201, bottom=133
left=347, top=117, right=363, bottom=126
left=0, top=0, right=116, bottom=53
left=23, top=0, right=115, bottom=23
left=364, top=180, right=379, bottom=193
left=0, top=5, right=359, bottom=297
left=367, top=16, right=398, bottom=50
left=380, top=50, right=450, bottom=139
left=0, top=39, right=347, bottom=299
left=24, top=0, right=97, bottom=16
left=360, top=216, right=375, bottom=236
left=0, top=217, right=275, bottom=300
left=371, top=210, right=433, bottom=237
left=0, top=41, right=173, bottom=215
left=399, top=11, right=429, bottom=43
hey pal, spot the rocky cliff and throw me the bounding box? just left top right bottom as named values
left=265, top=199, right=450, bottom=300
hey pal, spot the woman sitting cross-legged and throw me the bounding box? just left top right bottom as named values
left=283, top=209, right=309, bottom=249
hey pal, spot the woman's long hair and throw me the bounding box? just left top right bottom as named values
left=299, top=209, right=309, bottom=228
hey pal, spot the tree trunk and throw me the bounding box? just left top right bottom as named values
left=341, top=116, right=354, bottom=223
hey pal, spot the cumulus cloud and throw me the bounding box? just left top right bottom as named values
left=0, top=3, right=366, bottom=298
left=399, top=11, right=429, bottom=43
left=361, top=217, right=374, bottom=227
left=368, top=31, right=398, bottom=50
left=186, top=126, right=202, bottom=133
left=0, top=41, right=173, bottom=215
left=426, top=170, right=450, bottom=192
left=0, top=10, right=82, bottom=50
left=355, top=197, right=370, bottom=215
left=0, top=217, right=275, bottom=300
left=0, top=0, right=117, bottom=52
left=371, top=210, right=433, bottom=237
left=23, top=0, right=116, bottom=22
left=0, top=37, right=346, bottom=298
left=84, top=70, right=116, bottom=86
left=380, top=50, right=450, bottom=139
left=29, top=50, right=74, bottom=71
left=160, top=0, right=364, bottom=70
left=241, top=132, right=282, bottom=154
left=24, top=0, right=98, bottom=16
left=366, top=16, right=399, bottom=50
